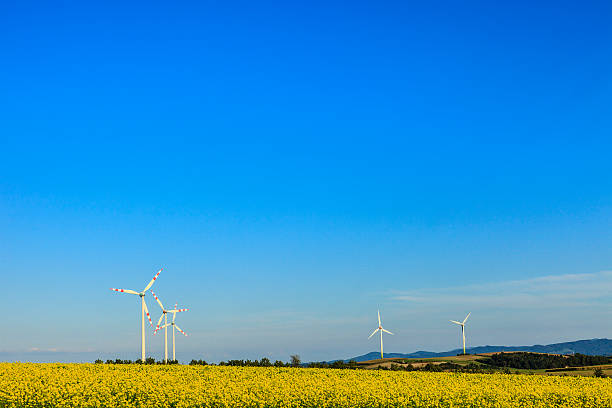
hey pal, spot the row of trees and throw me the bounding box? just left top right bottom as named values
left=381, top=362, right=500, bottom=374
left=95, top=358, right=179, bottom=365
left=95, top=352, right=610, bottom=377
left=481, top=352, right=611, bottom=370
left=307, top=360, right=359, bottom=369
left=190, top=355, right=302, bottom=367
left=96, top=355, right=304, bottom=367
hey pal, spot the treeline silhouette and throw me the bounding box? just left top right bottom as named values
left=95, top=354, right=305, bottom=367
left=385, top=362, right=499, bottom=374
left=189, top=359, right=366, bottom=369
left=308, top=361, right=505, bottom=373
left=191, top=358, right=290, bottom=367
left=480, top=352, right=612, bottom=370
left=95, top=352, right=611, bottom=374
left=95, top=358, right=179, bottom=365
left=191, top=355, right=303, bottom=367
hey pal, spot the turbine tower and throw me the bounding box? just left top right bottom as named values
left=155, top=303, right=189, bottom=362
left=110, top=268, right=161, bottom=361
left=368, top=310, right=393, bottom=360
left=151, top=291, right=188, bottom=363
left=450, top=312, right=471, bottom=355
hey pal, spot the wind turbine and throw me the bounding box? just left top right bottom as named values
left=155, top=302, right=188, bottom=362
left=368, top=310, right=393, bottom=360
left=110, top=268, right=161, bottom=361
left=450, top=312, right=471, bottom=355
left=151, top=291, right=188, bottom=363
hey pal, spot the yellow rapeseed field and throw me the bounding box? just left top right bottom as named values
left=0, top=363, right=611, bottom=407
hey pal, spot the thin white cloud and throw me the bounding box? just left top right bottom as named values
left=391, top=271, right=612, bottom=309
left=27, top=347, right=60, bottom=353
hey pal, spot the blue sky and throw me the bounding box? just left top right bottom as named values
left=1, top=0, right=612, bottom=362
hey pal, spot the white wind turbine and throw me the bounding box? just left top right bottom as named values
left=368, top=310, right=393, bottom=360
left=155, top=302, right=189, bottom=362
left=110, top=268, right=161, bottom=361
left=151, top=291, right=188, bottom=363
left=450, top=312, right=471, bottom=355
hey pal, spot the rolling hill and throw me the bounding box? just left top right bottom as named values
left=342, top=338, right=612, bottom=362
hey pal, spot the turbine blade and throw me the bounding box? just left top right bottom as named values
left=175, top=325, right=188, bottom=336
left=155, top=323, right=171, bottom=333
left=463, top=312, right=471, bottom=324
left=143, top=299, right=153, bottom=326
left=143, top=268, right=162, bottom=292
left=110, top=288, right=139, bottom=295
left=154, top=314, right=164, bottom=332
left=150, top=290, right=165, bottom=311
left=382, top=329, right=393, bottom=335
left=377, top=310, right=381, bottom=326
left=450, top=320, right=462, bottom=325
left=153, top=322, right=167, bottom=335
left=368, top=328, right=379, bottom=339
left=167, top=308, right=188, bottom=313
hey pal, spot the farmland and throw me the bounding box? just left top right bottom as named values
left=1, top=362, right=611, bottom=408
left=355, top=352, right=612, bottom=376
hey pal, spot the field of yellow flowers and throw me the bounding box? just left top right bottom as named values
left=0, top=363, right=611, bottom=407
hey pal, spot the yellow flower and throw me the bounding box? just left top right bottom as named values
left=0, top=363, right=610, bottom=407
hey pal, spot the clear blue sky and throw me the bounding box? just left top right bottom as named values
left=1, top=0, right=612, bottom=362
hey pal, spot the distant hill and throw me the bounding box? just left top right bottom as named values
left=342, top=339, right=612, bottom=363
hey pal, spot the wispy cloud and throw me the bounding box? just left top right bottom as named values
left=391, top=271, right=612, bottom=309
